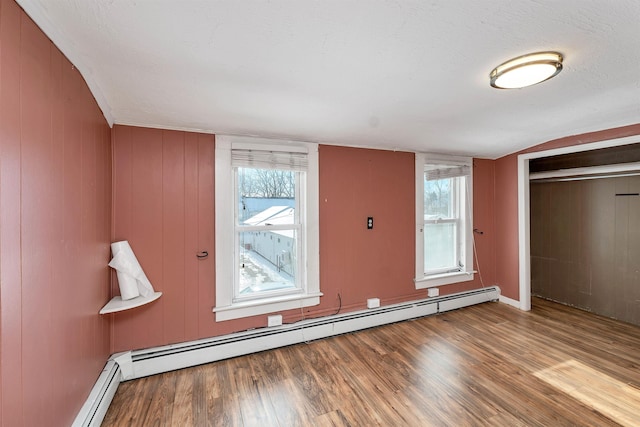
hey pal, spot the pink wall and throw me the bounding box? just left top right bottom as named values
left=494, top=154, right=520, bottom=299
left=318, top=145, right=418, bottom=312
left=110, top=128, right=497, bottom=352
left=0, top=1, right=112, bottom=425
left=494, top=123, right=640, bottom=300
left=470, top=159, right=496, bottom=291
left=111, top=125, right=217, bottom=351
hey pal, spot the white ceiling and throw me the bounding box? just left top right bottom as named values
left=17, top=0, right=640, bottom=159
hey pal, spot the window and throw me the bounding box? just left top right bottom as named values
left=215, top=136, right=321, bottom=321
left=415, top=154, right=473, bottom=288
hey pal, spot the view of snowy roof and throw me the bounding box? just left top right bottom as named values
left=244, top=206, right=294, bottom=226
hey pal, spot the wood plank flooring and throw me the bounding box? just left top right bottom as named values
left=102, top=298, right=640, bottom=426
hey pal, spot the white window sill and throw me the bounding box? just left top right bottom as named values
left=213, top=292, right=323, bottom=321
left=414, top=271, right=475, bottom=289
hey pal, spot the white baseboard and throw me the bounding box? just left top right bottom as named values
left=74, top=286, right=500, bottom=423
left=499, top=294, right=521, bottom=309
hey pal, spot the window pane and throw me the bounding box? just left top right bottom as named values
left=424, top=177, right=453, bottom=218
left=424, top=223, right=456, bottom=272
left=236, top=166, right=300, bottom=298
left=237, top=167, right=296, bottom=223
left=238, top=229, right=298, bottom=296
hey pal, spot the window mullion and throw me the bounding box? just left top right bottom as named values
left=424, top=218, right=457, bottom=224
left=238, top=224, right=301, bottom=232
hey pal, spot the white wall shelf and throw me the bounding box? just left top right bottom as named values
left=99, top=292, right=162, bottom=314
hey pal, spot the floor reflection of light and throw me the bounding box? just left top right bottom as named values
left=534, top=359, right=640, bottom=426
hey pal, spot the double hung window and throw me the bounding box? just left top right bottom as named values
left=215, top=136, right=320, bottom=321
left=415, top=154, right=474, bottom=288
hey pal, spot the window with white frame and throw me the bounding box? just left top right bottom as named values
left=214, top=136, right=321, bottom=321
left=415, top=154, right=474, bottom=288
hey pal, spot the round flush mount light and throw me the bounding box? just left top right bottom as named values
left=490, top=51, right=563, bottom=89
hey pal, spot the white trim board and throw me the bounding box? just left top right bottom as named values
left=498, top=294, right=520, bottom=309
left=516, top=135, right=640, bottom=311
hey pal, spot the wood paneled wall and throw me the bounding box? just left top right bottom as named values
left=0, top=1, right=112, bottom=425
left=471, top=159, right=496, bottom=291
left=111, top=127, right=497, bottom=353
left=531, top=176, right=640, bottom=325
left=111, top=125, right=216, bottom=351
left=318, top=145, right=418, bottom=309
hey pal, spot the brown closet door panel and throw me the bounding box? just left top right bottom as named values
left=530, top=256, right=549, bottom=295
left=530, top=175, right=640, bottom=326
left=586, top=178, right=616, bottom=318
left=547, top=182, right=580, bottom=263
left=530, top=182, right=549, bottom=258
left=624, top=176, right=640, bottom=324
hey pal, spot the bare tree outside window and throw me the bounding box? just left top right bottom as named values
left=424, top=178, right=452, bottom=218
left=238, top=168, right=295, bottom=198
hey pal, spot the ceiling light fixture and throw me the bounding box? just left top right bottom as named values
left=490, top=51, right=563, bottom=89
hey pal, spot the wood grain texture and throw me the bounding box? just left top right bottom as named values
left=103, top=298, right=640, bottom=426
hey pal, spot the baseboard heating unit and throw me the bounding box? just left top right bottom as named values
left=73, top=286, right=499, bottom=426
left=72, top=360, right=121, bottom=427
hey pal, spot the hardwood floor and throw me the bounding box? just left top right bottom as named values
left=102, top=298, right=640, bottom=426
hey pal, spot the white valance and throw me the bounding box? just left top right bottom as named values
left=232, top=149, right=308, bottom=171
left=424, top=163, right=471, bottom=180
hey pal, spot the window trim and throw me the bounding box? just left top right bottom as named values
left=214, top=135, right=321, bottom=321
left=415, top=153, right=474, bottom=289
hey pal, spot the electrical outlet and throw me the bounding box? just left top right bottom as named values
left=268, top=315, right=283, bottom=327
left=428, top=288, right=439, bottom=297
left=367, top=217, right=374, bottom=229
left=367, top=298, right=380, bottom=309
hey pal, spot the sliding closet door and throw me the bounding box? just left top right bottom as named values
left=530, top=175, right=640, bottom=326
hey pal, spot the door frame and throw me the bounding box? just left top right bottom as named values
left=517, top=135, right=640, bottom=311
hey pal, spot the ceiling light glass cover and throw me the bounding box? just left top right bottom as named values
left=490, top=52, right=563, bottom=89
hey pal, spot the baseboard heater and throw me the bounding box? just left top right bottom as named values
left=73, top=286, right=499, bottom=426
left=126, top=286, right=500, bottom=380
left=72, top=360, right=121, bottom=427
